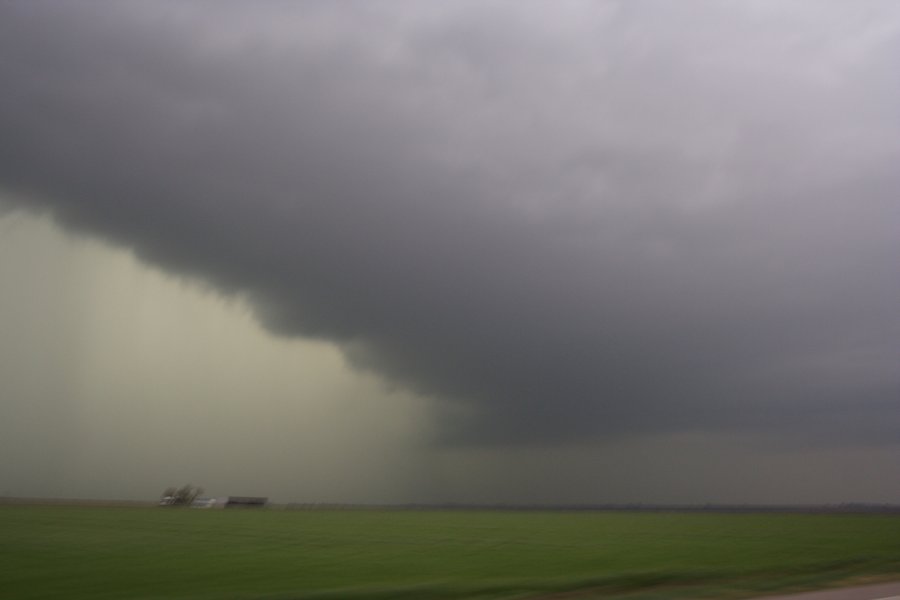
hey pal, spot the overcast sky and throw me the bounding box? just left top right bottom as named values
left=1, top=0, right=899, bottom=505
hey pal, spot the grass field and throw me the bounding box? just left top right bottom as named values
left=2, top=506, right=900, bottom=599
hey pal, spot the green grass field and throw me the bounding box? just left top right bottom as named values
left=2, top=506, right=900, bottom=599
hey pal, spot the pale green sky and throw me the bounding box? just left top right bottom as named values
left=0, top=208, right=431, bottom=503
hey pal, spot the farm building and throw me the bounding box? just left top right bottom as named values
left=223, top=496, right=268, bottom=508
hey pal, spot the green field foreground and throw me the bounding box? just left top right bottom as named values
left=2, top=506, right=900, bottom=599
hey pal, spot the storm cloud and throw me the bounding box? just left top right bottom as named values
left=2, top=0, right=899, bottom=448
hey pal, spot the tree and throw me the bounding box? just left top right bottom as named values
left=160, top=484, right=203, bottom=506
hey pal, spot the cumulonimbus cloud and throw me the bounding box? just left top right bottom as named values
left=1, top=0, right=899, bottom=446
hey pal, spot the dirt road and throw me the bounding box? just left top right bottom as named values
left=753, top=581, right=900, bottom=600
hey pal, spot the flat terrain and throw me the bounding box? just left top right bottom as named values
left=2, top=506, right=899, bottom=599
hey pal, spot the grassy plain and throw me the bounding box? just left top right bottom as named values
left=2, top=506, right=900, bottom=599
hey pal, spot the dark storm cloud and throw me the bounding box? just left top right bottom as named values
left=1, top=1, right=899, bottom=445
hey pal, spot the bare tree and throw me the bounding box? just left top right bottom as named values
left=160, top=484, right=203, bottom=506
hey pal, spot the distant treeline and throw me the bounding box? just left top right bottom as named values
left=4, top=497, right=900, bottom=514
left=281, top=502, right=900, bottom=514
left=0, top=497, right=155, bottom=508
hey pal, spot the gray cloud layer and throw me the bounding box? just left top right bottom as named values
left=2, top=1, right=899, bottom=446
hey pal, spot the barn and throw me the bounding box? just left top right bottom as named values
left=223, top=496, right=268, bottom=509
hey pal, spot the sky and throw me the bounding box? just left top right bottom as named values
left=1, top=0, right=899, bottom=505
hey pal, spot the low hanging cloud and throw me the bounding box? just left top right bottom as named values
left=1, top=1, right=898, bottom=446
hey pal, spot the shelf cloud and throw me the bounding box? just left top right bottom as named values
left=2, top=0, right=899, bottom=449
